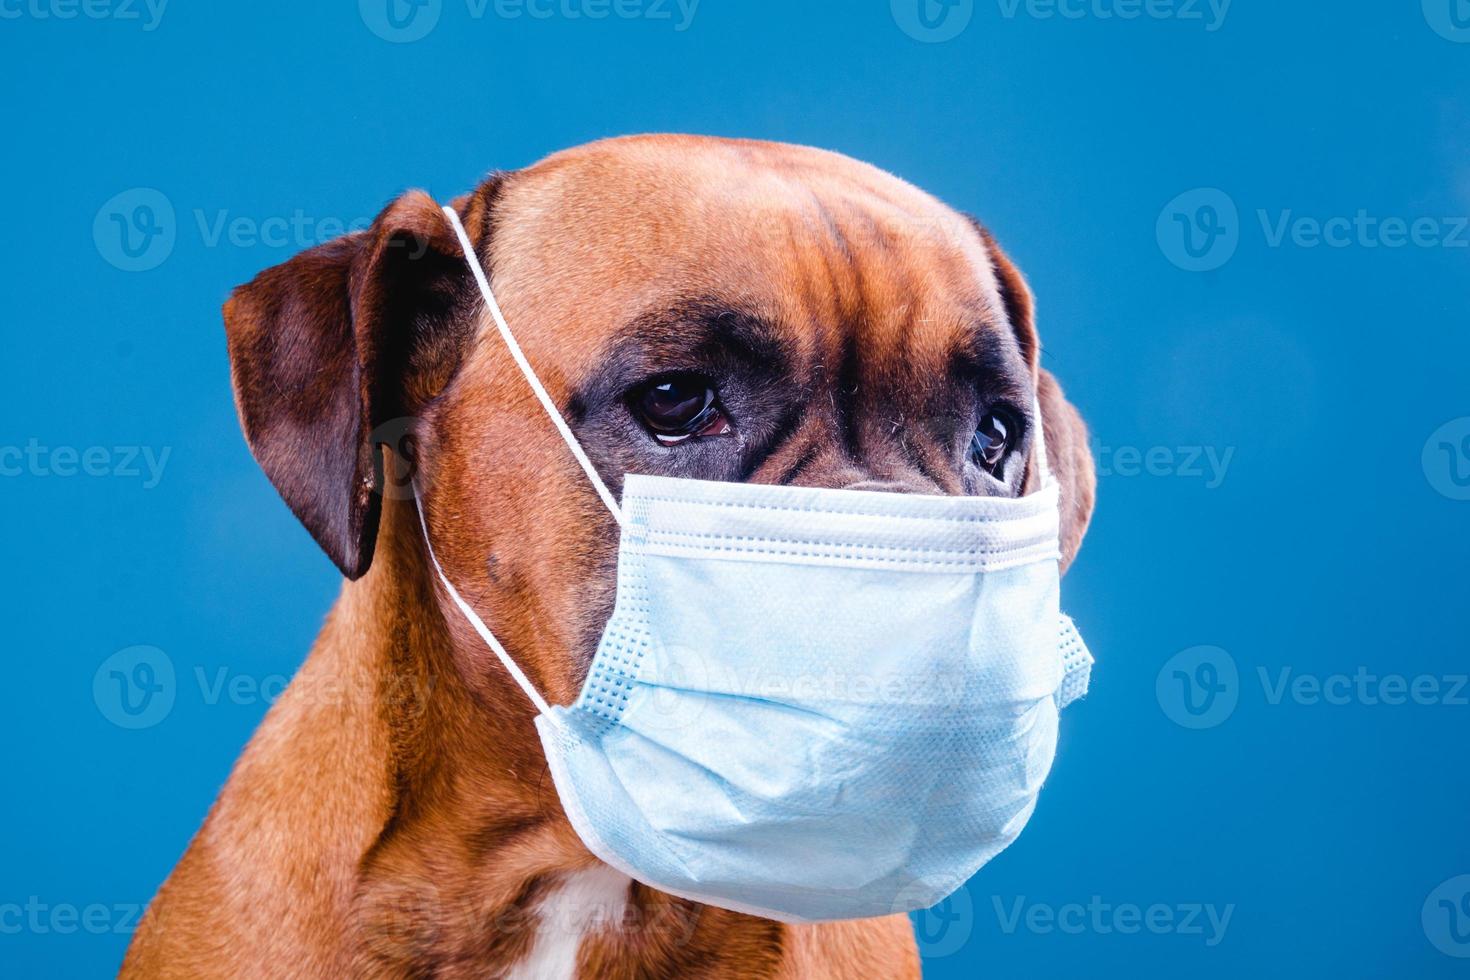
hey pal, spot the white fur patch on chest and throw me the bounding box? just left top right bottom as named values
left=504, top=865, right=631, bottom=980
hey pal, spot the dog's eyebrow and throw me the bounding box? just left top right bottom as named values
left=947, top=318, right=1032, bottom=407
left=629, top=299, right=793, bottom=367
left=574, top=299, right=796, bottom=406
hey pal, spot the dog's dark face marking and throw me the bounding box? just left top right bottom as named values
left=568, top=293, right=1034, bottom=496
left=224, top=135, right=1094, bottom=708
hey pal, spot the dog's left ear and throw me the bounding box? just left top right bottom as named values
left=976, top=225, right=1097, bottom=573
left=224, top=188, right=486, bottom=580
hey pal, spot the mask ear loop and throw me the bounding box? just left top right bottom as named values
left=413, top=495, right=555, bottom=719
left=440, top=205, right=624, bottom=525
left=407, top=203, right=629, bottom=719
left=1031, top=393, right=1055, bottom=490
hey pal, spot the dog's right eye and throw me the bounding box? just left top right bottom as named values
left=969, top=409, right=1017, bottom=478
left=629, top=374, right=733, bottom=445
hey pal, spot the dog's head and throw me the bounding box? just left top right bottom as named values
left=225, top=135, right=1095, bottom=706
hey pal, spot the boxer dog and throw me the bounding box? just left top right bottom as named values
left=121, top=135, right=1095, bottom=978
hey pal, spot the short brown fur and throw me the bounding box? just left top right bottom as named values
left=122, top=135, right=1094, bottom=979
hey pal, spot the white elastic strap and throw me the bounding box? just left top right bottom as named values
left=1031, top=394, right=1054, bottom=488
left=414, top=488, right=555, bottom=718
left=440, top=205, right=624, bottom=525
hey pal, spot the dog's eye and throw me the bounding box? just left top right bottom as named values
left=630, top=374, right=732, bottom=445
left=970, top=411, right=1014, bottom=476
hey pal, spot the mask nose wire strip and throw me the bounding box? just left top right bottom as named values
left=440, top=204, right=625, bottom=526
left=413, top=486, right=556, bottom=718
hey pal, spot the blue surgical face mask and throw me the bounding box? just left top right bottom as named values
left=417, top=206, right=1094, bottom=924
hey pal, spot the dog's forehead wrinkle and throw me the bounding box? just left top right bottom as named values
left=616, top=297, right=791, bottom=360
left=799, top=185, right=853, bottom=261
left=489, top=159, right=1004, bottom=377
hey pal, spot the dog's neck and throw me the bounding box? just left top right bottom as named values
left=125, top=497, right=914, bottom=977
left=326, top=499, right=786, bottom=976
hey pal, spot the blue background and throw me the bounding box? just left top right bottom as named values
left=3, top=1, right=1468, bottom=976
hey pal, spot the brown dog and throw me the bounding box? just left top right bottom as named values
left=120, top=135, right=1095, bottom=979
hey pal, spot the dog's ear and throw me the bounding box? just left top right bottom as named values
left=976, top=224, right=1097, bottom=573
left=224, top=187, right=491, bottom=579
left=1034, top=370, right=1095, bottom=573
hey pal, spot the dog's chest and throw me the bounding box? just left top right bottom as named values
left=503, top=866, right=631, bottom=980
